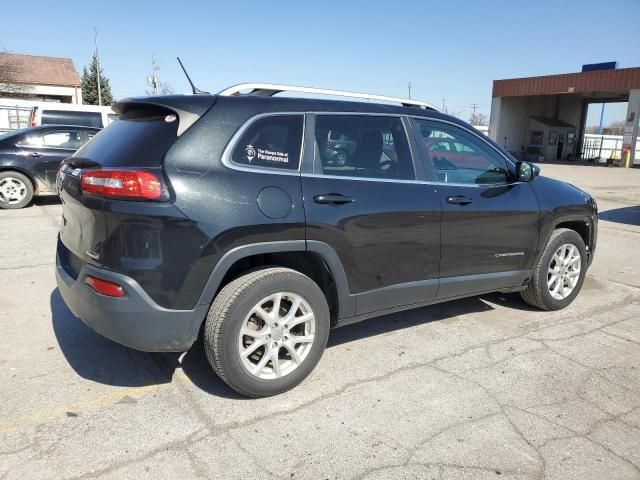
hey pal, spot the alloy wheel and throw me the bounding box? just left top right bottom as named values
left=547, top=243, right=581, bottom=300
left=238, top=292, right=316, bottom=380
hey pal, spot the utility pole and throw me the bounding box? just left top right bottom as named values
left=442, top=98, right=446, bottom=111
left=407, top=81, right=412, bottom=99
left=598, top=103, right=606, bottom=135
left=147, top=56, right=159, bottom=95
left=470, top=103, right=480, bottom=123
left=94, top=27, right=102, bottom=106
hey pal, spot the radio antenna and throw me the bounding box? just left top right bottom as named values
left=177, top=57, right=208, bottom=94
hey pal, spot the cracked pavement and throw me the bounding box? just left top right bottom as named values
left=1, top=164, right=639, bottom=479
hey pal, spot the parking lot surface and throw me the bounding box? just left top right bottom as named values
left=1, top=163, right=639, bottom=480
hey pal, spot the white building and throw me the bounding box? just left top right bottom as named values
left=0, top=53, right=82, bottom=104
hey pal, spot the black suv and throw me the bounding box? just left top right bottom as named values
left=55, top=84, right=598, bottom=397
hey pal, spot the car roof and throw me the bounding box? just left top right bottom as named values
left=213, top=94, right=463, bottom=123
left=33, top=125, right=100, bottom=131
left=119, top=91, right=459, bottom=119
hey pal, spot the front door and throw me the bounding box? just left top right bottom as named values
left=302, top=114, right=442, bottom=317
left=412, top=118, right=540, bottom=299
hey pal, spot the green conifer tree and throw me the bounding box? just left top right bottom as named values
left=81, top=54, right=113, bottom=105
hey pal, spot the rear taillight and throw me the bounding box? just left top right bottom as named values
left=81, top=170, right=162, bottom=200
left=84, top=275, right=125, bottom=298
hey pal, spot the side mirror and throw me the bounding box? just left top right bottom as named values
left=516, top=161, right=539, bottom=182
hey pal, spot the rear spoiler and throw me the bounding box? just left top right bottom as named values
left=112, top=94, right=217, bottom=136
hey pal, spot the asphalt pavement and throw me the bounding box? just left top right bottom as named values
left=1, top=163, right=639, bottom=480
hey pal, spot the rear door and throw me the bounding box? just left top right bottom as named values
left=411, top=118, right=540, bottom=298
left=301, top=114, right=442, bottom=316
left=17, top=129, right=82, bottom=189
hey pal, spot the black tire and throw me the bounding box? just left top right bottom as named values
left=204, top=267, right=330, bottom=397
left=521, top=228, right=587, bottom=310
left=0, top=171, right=34, bottom=209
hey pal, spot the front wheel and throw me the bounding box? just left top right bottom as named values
left=204, top=267, right=330, bottom=397
left=521, top=228, right=587, bottom=310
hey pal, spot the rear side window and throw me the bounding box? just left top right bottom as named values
left=231, top=115, right=303, bottom=170
left=18, top=130, right=84, bottom=149
left=72, top=110, right=178, bottom=167
left=314, top=115, right=414, bottom=180
left=41, top=110, right=103, bottom=128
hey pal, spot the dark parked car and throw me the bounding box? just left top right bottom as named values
left=0, top=125, right=99, bottom=208
left=55, top=84, right=598, bottom=397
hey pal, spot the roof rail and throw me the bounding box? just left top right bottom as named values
left=217, top=83, right=438, bottom=110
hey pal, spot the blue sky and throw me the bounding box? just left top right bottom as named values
left=3, top=0, right=639, bottom=126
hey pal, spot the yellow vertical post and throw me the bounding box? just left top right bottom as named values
left=623, top=146, right=632, bottom=168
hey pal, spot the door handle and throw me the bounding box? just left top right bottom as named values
left=314, top=193, right=354, bottom=205
left=446, top=195, right=473, bottom=205
left=30, top=152, right=41, bottom=158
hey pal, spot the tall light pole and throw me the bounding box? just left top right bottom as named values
left=94, top=27, right=102, bottom=106
left=408, top=81, right=412, bottom=99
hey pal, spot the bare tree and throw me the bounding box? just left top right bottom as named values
left=145, top=82, right=174, bottom=96
left=469, top=112, right=488, bottom=126
left=0, top=53, right=31, bottom=97
left=440, top=101, right=465, bottom=118
left=602, top=120, right=625, bottom=136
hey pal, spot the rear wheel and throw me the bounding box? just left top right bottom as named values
left=0, top=171, right=33, bottom=209
left=204, top=267, right=330, bottom=397
left=521, top=228, right=587, bottom=310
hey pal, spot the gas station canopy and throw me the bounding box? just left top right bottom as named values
left=489, top=66, right=640, bottom=166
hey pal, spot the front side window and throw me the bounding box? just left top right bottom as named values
left=415, top=120, right=510, bottom=185
left=231, top=115, right=303, bottom=170
left=19, top=130, right=84, bottom=149
left=314, top=115, right=414, bottom=180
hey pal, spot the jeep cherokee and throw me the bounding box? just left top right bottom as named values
left=55, top=83, right=598, bottom=397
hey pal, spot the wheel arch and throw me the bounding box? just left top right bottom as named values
left=196, top=241, right=354, bottom=327
left=554, top=219, right=592, bottom=249
left=0, top=166, right=37, bottom=191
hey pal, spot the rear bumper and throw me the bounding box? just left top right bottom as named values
left=55, top=252, right=207, bottom=352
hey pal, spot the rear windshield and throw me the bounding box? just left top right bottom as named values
left=42, top=110, right=104, bottom=128
left=72, top=112, right=179, bottom=167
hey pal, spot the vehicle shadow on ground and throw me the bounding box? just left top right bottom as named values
left=51, top=288, right=530, bottom=399
left=599, top=206, right=640, bottom=226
